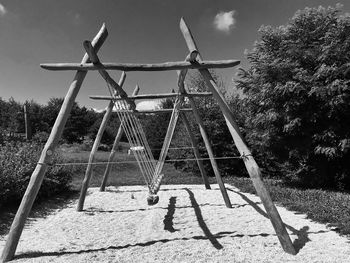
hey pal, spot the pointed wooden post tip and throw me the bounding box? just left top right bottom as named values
left=134, top=84, right=140, bottom=94
left=100, top=23, right=108, bottom=35
left=119, top=71, right=127, bottom=87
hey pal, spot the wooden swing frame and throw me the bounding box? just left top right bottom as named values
left=0, top=18, right=296, bottom=262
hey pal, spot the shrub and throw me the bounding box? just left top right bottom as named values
left=32, top=131, right=50, bottom=143
left=236, top=5, right=350, bottom=189
left=0, top=141, right=72, bottom=208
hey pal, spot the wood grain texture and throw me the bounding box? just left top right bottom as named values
left=180, top=17, right=296, bottom=255
left=115, top=108, right=193, bottom=114
left=77, top=72, right=126, bottom=211
left=40, top=59, right=240, bottom=71
left=176, top=59, right=231, bottom=207
left=89, top=92, right=212, bottom=101
left=0, top=24, right=108, bottom=263
left=180, top=112, right=211, bottom=189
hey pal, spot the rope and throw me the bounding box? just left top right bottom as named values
left=44, top=155, right=249, bottom=167
left=105, top=81, right=157, bottom=189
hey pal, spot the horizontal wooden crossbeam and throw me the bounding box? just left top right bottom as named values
left=89, top=92, right=212, bottom=101
left=40, top=59, right=240, bottom=72
left=115, top=108, right=193, bottom=114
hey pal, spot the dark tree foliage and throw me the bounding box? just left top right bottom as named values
left=139, top=98, right=174, bottom=159
left=88, top=113, right=121, bottom=145
left=0, top=97, right=99, bottom=144
left=43, top=98, right=100, bottom=143
left=236, top=5, right=350, bottom=189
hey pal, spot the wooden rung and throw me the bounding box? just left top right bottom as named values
left=40, top=59, right=240, bottom=72
left=89, top=92, right=212, bottom=101
left=130, top=146, right=145, bottom=151
left=115, top=108, right=193, bottom=114
left=152, top=174, right=164, bottom=193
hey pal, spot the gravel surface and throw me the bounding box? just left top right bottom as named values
left=1, top=184, right=349, bottom=262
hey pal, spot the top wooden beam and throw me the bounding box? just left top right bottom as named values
left=89, top=92, right=212, bottom=101
left=40, top=59, right=240, bottom=72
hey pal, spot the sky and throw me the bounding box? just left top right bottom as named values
left=0, top=0, right=349, bottom=111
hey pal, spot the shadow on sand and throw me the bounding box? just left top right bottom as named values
left=227, top=188, right=329, bottom=253
left=0, top=190, right=79, bottom=236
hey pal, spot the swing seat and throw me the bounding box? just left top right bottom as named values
left=128, top=146, right=145, bottom=155
left=147, top=194, right=159, bottom=205
left=130, top=146, right=145, bottom=151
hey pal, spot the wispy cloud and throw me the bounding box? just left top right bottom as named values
left=72, top=13, right=82, bottom=25
left=214, top=10, right=236, bottom=33
left=0, top=3, right=7, bottom=16
left=67, top=11, right=83, bottom=26
left=136, top=100, right=161, bottom=111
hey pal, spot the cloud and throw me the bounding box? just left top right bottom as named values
left=94, top=100, right=161, bottom=113
left=72, top=13, right=82, bottom=25
left=214, top=10, right=236, bottom=33
left=67, top=11, right=83, bottom=26
left=0, top=3, right=7, bottom=16
left=136, top=100, right=161, bottom=111
left=92, top=107, right=105, bottom=113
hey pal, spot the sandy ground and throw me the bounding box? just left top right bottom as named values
left=1, top=184, right=350, bottom=263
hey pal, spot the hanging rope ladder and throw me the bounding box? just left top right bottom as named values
left=106, top=81, right=176, bottom=205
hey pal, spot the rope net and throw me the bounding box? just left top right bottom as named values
left=105, top=81, right=164, bottom=203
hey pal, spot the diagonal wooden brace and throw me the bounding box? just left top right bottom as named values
left=0, top=24, right=108, bottom=263
left=179, top=17, right=296, bottom=255
left=83, top=41, right=136, bottom=110
left=77, top=71, right=126, bottom=211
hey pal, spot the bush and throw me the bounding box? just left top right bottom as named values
left=236, top=5, right=350, bottom=189
left=32, top=131, right=50, bottom=143
left=0, top=141, right=72, bottom=208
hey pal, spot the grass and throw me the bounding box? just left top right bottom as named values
left=1, top=142, right=350, bottom=240
left=60, top=142, right=217, bottom=190
left=62, top=143, right=350, bottom=237
left=226, top=177, right=350, bottom=237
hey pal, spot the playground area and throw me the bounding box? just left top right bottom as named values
left=1, top=184, right=349, bottom=262
left=2, top=10, right=350, bottom=262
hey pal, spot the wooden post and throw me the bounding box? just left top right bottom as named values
left=0, top=24, right=108, bottom=263
left=100, top=85, right=140, bottom=191
left=180, top=112, right=211, bottom=189
left=40, top=59, right=240, bottom=71
left=89, top=92, right=213, bottom=101
left=77, top=72, right=126, bottom=211
left=23, top=103, right=32, bottom=140
left=153, top=98, right=182, bottom=181
left=180, top=17, right=296, bottom=255
left=176, top=55, right=231, bottom=207
left=187, top=96, right=232, bottom=208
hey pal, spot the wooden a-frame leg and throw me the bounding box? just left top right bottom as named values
left=180, top=112, right=211, bottom=189
left=188, top=97, right=232, bottom=208
left=77, top=72, right=126, bottom=211
left=0, top=25, right=108, bottom=263
left=100, top=85, right=140, bottom=191
left=153, top=97, right=182, bottom=190
left=180, top=17, right=296, bottom=255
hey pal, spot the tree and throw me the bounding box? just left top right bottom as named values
left=236, top=5, right=350, bottom=189
left=44, top=98, right=99, bottom=143
left=139, top=98, right=174, bottom=159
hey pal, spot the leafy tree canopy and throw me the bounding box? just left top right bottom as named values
left=236, top=5, right=350, bottom=189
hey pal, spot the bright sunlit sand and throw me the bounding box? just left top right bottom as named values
left=1, top=184, right=349, bottom=263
